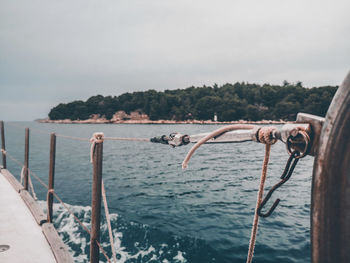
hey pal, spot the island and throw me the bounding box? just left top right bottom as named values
left=42, top=82, right=337, bottom=124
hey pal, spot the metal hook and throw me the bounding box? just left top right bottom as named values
left=257, top=151, right=300, bottom=217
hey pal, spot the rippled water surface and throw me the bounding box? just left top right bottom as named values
left=4, top=122, right=313, bottom=262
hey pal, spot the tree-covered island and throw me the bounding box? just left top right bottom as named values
left=47, top=81, right=337, bottom=123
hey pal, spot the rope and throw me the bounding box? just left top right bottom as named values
left=6, top=121, right=148, bottom=143
left=6, top=122, right=50, bottom=136
left=257, top=127, right=278, bottom=145
left=90, top=132, right=104, bottom=163
left=1, top=149, right=6, bottom=155
left=20, top=166, right=24, bottom=184
left=96, top=241, right=113, bottom=263
left=182, top=124, right=256, bottom=169
left=6, top=153, right=41, bottom=198
left=104, top=136, right=149, bottom=142
left=28, top=171, right=38, bottom=200
left=246, top=144, right=271, bottom=263
left=6, top=151, right=49, bottom=190
left=102, top=180, right=117, bottom=263
left=246, top=127, right=277, bottom=263
left=55, top=134, right=90, bottom=142
left=28, top=169, right=49, bottom=190
left=51, top=190, right=91, bottom=234
left=5, top=151, right=24, bottom=168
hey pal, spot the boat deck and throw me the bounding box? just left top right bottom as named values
left=0, top=172, right=57, bottom=263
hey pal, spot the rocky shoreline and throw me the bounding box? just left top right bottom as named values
left=39, top=110, right=290, bottom=124
left=38, top=118, right=288, bottom=125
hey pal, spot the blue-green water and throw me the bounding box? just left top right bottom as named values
left=3, top=122, right=313, bottom=263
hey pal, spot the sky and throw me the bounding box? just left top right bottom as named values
left=1, top=0, right=349, bottom=121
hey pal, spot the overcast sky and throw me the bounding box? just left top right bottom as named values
left=1, top=0, right=349, bottom=120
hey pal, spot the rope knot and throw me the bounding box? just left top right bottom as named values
left=1, top=149, right=6, bottom=155
left=90, top=132, right=104, bottom=163
left=257, top=127, right=278, bottom=145
left=90, top=132, right=104, bottom=144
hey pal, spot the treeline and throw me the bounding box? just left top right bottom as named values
left=48, top=82, right=337, bottom=121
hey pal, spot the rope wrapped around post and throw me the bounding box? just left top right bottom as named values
left=90, top=132, right=104, bottom=163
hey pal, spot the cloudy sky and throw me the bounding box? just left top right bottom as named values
left=1, top=0, right=349, bottom=120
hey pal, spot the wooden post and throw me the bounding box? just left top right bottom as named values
left=90, top=139, right=103, bottom=263
left=47, top=133, right=56, bottom=223
left=0, top=121, right=6, bottom=169
left=24, top=128, right=30, bottom=190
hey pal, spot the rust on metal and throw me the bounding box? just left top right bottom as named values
left=311, top=71, right=350, bottom=263
left=286, top=130, right=311, bottom=158
left=296, top=113, right=325, bottom=156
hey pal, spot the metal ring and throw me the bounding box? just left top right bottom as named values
left=286, top=130, right=310, bottom=158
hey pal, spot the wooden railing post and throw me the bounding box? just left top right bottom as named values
left=24, top=128, right=30, bottom=190
left=47, top=133, right=56, bottom=223
left=90, top=138, right=103, bottom=263
left=0, top=121, right=6, bottom=169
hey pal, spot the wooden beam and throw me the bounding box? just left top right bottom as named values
left=1, top=168, right=23, bottom=193
left=42, top=223, right=74, bottom=263
left=20, top=190, right=47, bottom=225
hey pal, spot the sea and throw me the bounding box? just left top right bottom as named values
left=3, top=122, right=313, bottom=263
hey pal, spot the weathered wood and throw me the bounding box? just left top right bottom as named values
left=0, top=121, right=6, bottom=169
left=47, top=133, right=56, bottom=223
left=90, top=140, right=103, bottom=263
left=312, top=71, right=350, bottom=263
left=42, top=223, right=74, bottom=263
left=1, top=168, right=24, bottom=193
left=20, top=190, right=47, bottom=225
left=24, top=128, right=29, bottom=190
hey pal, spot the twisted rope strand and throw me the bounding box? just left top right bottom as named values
left=102, top=180, right=117, bottom=263
left=246, top=127, right=277, bottom=263
left=246, top=144, right=271, bottom=263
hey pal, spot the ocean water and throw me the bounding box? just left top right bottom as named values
left=3, top=122, right=313, bottom=263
